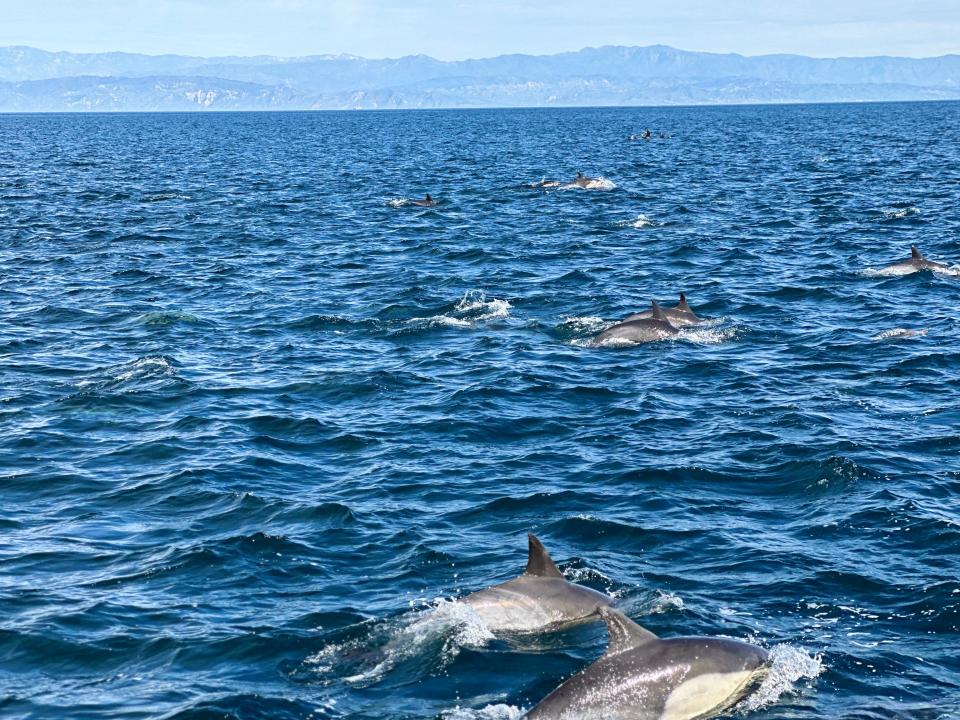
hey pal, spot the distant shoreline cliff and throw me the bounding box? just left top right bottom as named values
left=1, top=44, right=958, bottom=112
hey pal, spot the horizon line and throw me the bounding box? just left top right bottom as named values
left=3, top=42, right=959, bottom=64
left=3, top=97, right=959, bottom=117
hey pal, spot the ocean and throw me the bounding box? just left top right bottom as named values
left=0, top=102, right=958, bottom=719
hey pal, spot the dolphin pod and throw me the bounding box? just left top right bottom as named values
left=455, top=535, right=769, bottom=719
left=591, top=300, right=679, bottom=345
left=461, top=534, right=612, bottom=631
left=525, top=606, right=770, bottom=720
left=624, top=293, right=703, bottom=327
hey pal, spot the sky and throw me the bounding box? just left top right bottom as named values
left=2, top=0, right=959, bottom=60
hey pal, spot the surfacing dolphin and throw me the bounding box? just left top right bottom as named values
left=877, top=245, right=954, bottom=275
left=590, top=300, right=679, bottom=346
left=624, top=293, right=703, bottom=327
left=525, top=606, right=770, bottom=720
left=412, top=193, right=437, bottom=207
left=529, top=178, right=563, bottom=189
left=460, top=534, right=611, bottom=632
left=572, top=172, right=599, bottom=188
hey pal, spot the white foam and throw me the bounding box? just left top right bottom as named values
left=872, top=328, right=928, bottom=341
left=455, top=290, right=512, bottom=321
left=863, top=264, right=960, bottom=277
left=644, top=590, right=685, bottom=614
left=883, top=206, right=918, bottom=220
left=408, top=291, right=512, bottom=329
left=77, top=356, right=175, bottom=389
left=559, top=177, right=617, bottom=191
left=305, top=599, right=493, bottom=686
left=617, top=214, right=658, bottom=229
left=441, top=704, right=525, bottom=720
left=736, top=644, right=824, bottom=713
left=677, top=325, right=737, bottom=345
left=862, top=266, right=915, bottom=277
left=388, top=198, right=411, bottom=208
left=407, top=315, right=473, bottom=329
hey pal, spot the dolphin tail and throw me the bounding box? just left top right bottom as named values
left=525, top=534, right=565, bottom=579
left=598, top=606, right=658, bottom=656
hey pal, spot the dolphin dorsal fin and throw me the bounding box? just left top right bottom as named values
left=651, top=300, right=668, bottom=322
left=525, top=534, right=564, bottom=579
left=599, top=606, right=657, bottom=655
left=677, top=293, right=690, bottom=312
left=911, top=245, right=923, bottom=260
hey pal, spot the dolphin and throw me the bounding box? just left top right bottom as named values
left=525, top=606, right=770, bottom=720
left=530, top=178, right=563, bottom=189
left=460, top=534, right=612, bottom=632
left=590, top=301, right=679, bottom=346
left=878, top=245, right=953, bottom=275
left=624, top=293, right=702, bottom=327
left=572, top=172, right=599, bottom=188
left=412, top=193, right=437, bottom=207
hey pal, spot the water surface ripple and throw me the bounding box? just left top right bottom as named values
left=1, top=104, right=959, bottom=720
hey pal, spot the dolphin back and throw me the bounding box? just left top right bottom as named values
left=526, top=608, right=769, bottom=720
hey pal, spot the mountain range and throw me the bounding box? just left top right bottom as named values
left=1, top=44, right=958, bottom=111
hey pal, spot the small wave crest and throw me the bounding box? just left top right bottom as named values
left=737, top=644, right=823, bottom=714
left=872, top=328, right=928, bottom=341
left=406, top=291, right=511, bottom=330
left=304, top=599, right=493, bottom=687
left=141, top=191, right=191, bottom=203
left=882, top=205, right=918, bottom=220
left=74, top=355, right=178, bottom=394
left=616, top=214, right=659, bottom=229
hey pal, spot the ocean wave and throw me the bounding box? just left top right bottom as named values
left=131, top=310, right=207, bottom=326
left=73, top=355, right=179, bottom=395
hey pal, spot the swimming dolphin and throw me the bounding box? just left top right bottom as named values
left=529, top=179, right=563, bottom=189
left=460, top=534, right=611, bottom=632
left=525, top=606, right=770, bottom=720
left=624, top=293, right=702, bottom=327
left=572, top=172, right=600, bottom=188
left=412, top=194, right=437, bottom=207
left=590, top=301, right=679, bottom=346
left=878, top=245, right=953, bottom=275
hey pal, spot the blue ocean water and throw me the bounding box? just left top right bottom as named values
left=1, top=102, right=959, bottom=720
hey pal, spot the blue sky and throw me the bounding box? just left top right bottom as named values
left=3, top=0, right=959, bottom=59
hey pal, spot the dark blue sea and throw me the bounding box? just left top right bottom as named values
left=1, top=102, right=959, bottom=720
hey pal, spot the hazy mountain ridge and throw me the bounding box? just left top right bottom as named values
left=1, top=44, right=958, bottom=111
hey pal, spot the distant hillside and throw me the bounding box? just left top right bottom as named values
left=1, top=45, right=958, bottom=111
